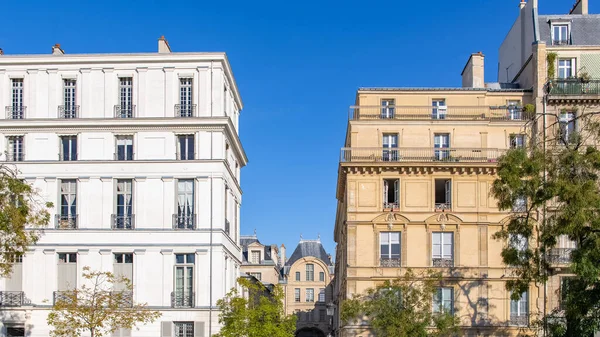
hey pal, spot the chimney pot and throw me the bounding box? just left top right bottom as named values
left=0, top=48, right=4, bottom=56
left=461, top=52, right=485, bottom=88
left=158, top=36, right=172, bottom=53
left=519, top=0, right=526, bottom=9
left=52, top=43, right=65, bottom=55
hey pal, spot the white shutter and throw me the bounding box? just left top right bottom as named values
left=445, top=180, right=452, bottom=204
left=161, top=322, right=172, bottom=337
left=394, top=180, right=399, bottom=203
left=432, top=233, right=441, bottom=258
left=193, top=322, right=205, bottom=337
left=443, top=233, right=453, bottom=258
left=383, top=180, right=389, bottom=203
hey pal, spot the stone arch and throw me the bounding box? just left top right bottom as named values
left=371, top=212, right=411, bottom=224
left=424, top=213, right=463, bottom=225
left=296, top=327, right=326, bottom=337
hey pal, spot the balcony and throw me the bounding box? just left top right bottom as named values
left=548, top=79, right=600, bottom=98
left=6, top=151, right=24, bottom=162
left=114, top=105, right=136, bottom=118
left=55, top=214, right=78, bottom=229
left=380, top=257, right=402, bottom=267
left=349, top=105, right=529, bottom=121
left=111, top=214, right=135, bottom=229
left=432, top=257, right=454, bottom=267
left=5, top=106, right=26, bottom=119
left=435, top=203, right=452, bottom=212
left=171, top=291, right=194, bottom=308
left=509, top=314, right=529, bottom=327
left=175, top=104, right=197, bottom=117
left=173, top=214, right=196, bottom=230
left=548, top=248, right=574, bottom=265
left=58, top=105, right=80, bottom=119
left=0, top=291, right=24, bottom=307
left=552, top=39, right=570, bottom=46
left=110, top=291, right=133, bottom=307
left=53, top=290, right=76, bottom=305
left=383, top=201, right=399, bottom=209
left=340, top=147, right=504, bottom=163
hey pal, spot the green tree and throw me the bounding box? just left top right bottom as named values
left=491, top=106, right=600, bottom=336
left=340, top=269, right=459, bottom=337
left=0, top=165, right=52, bottom=276
left=47, top=266, right=161, bottom=337
left=215, top=277, right=296, bottom=337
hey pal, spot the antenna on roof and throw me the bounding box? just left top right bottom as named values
left=318, top=233, right=321, bottom=242
left=253, top=228, right=257, bottom=236
left=300, top=234, right=303, bottom=242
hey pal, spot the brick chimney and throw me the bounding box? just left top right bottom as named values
left=570, top=0, right=588, bottom=14
left=52, top=43, right=64, bottom=55
left=279, top=244, right=286, bottom=266
left=461, top=52, right=485, bottom=88
left=158, top=36, right=172, bottom=53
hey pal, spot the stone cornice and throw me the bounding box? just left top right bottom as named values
left=340, top=163, right=498, bottom=175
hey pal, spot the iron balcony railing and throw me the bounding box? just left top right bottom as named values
left=114, top=151, right=135, bottom=161
left=109, top=291, right=133, bottom=307
left=548, top=79, right=600, bottom=96
left=383, top=201, right=400, bottom=209
left=53, top=291, right=76, bottom=305
left=111, top=214, right=135, bottom=229
left=58, top=105, right=80, bottom=118
left=55, top=214, right=78, bottom=229
left=432, top=257, right=454, bottom=267
left=171, top=291, right=194, bottom=308
left=173, top=214, right=196, bottom=230
left=5, top=106, right=26, bottom=119
left=435, top=203, right=452, bottom=212
left=509, top=314, right=529, bottom=327
left=0, top=291, right=24, bottom=307
left=175, top=104, right=197, bottom=117
left=340, top=147, right=505, bottom=163
left=225, top=219, right=230, bottom=235
left=380, top=257, right=402, bottom=267
left=548, top=248, right=575, bottom=265
left=114, top=105, right=136, bottom=118
left=552, top=39, right=570, bottom=46
left=349, top=105, right=529, bottom=121
left=6, top=150, right=24, bottom=162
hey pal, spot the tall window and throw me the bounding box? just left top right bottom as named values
left=380, top=232, right=401, bottom=266
left=380, top=99, right=395, bottom=119
left=250, top=251, right=260, bottom=264
left=57, top=253, right=77, bottom=291
left=114, top=179, right=133, bottom=229
left=115, top=136, right=134, bottom=161
left=249, top=272, right=262, bottom=281
left=306, top=264, right=314, bottom=281
left=175, top=179, right=195, bottom=229
left=178, top=78, right=194, bottom=117
left=507, top=100, right=522, bottom=120
left=552, top=24, right=569, bottom=45
left=113, top=253, right=133, bottom=292
left=433, top=287, right=454, bottom=314
left=294, top=288, right=301, bottom=302
left=60, top=136, right=77, bottom=161
left=382, top=133, right=398, bottom=161
left=62, top=79, right=77, bottom=118
left=295, top=271, right=300, bottom=281
left=6, top=136, right=24, bottom=162
left=174, top=322, right=194, bottom=337
left=510, top=134, right=525, bottom=149
left=557, top=59, right=573, bottom=79
left=117, top=77, right=133, bottom=118
left=306, top=288, right=314, bottom=302
left=434, top=133, right=450, bottom=160
left=434, top=179, right=452, bottom=210
left=432, top=232, right=454, bottom=267
left=58, top=180, right=77, bottom=229
left=177, top=135, right=195, bottom=160
left=9, top=79, right=24, bottom=119
left=432, top=99, right=447, bottom=119
left=383, top=179, right=400, bottom=209
left=510, top=291, right=529, bottom=326
left=319, top=271, right=325, bottom=282
left=559, top=111, right=576, bottom=143
left=174, top=254, right=195, bottom=307
left=318, top=288, right=325, bottom=302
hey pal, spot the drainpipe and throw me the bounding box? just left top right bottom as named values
left=209, top=176, right=214, bottom=336
left=542, top=93, right=548, bottom=337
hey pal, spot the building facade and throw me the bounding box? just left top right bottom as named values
left=282, top=238, right=334, bottom=337
left=0, top=38, right=246, bottom=337
left=240, top=233, right=282, bottom=287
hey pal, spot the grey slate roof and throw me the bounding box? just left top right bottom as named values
left=538, top=15, right=600, bottom=46
left=240, top=235, right=275, bottom=264
left=285, top=240, right=333, bottom=267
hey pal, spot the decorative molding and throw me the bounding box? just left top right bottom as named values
left=99, top=249, right=112, bottom=255
left=160, top=249, right=173, bottom=255
left=134, top=249, right=146, bottom=255
left=161, top=177, right=174, bottom=182
left=78, top=249, right=89, bottom=255
left=44, top=177, right=57, bottom=182
left=26, top=69, right=38, bottom=74
left=195, top=249, right=208, bottom=255
left=78, top=177, right=90, bottom=182
left=163, top=67, right=175, bottom=72
left=46, top=69, right=58, bottom=74
left=136, top=67, right=148, bottom=73
left=100, top=177, right=112, bottom=182
left=102, top=68, right=114, bottom=73
left=43, top=249, right=55, bottom=255
left=80, top=68, right=92, bottom=73
left=134, top=176, right=147, bottom=182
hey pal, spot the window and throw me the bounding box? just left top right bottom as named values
left=432, top=99, right=447, bottom=119
left=512, top=195, right=527, bottom=212
left=62, top=79, right=77, bottom=118
left=381, top=99, right=395, bottom=119
left=249, top=272, right=262, bottom=281
left=510, top=134, right=525, bottom=149
left=174, top=254, right=195, bottom=307
left=510, top=291, right=528, bottom=326
left=559, top=111, right=576, bottom=143
left=115, top=136, right=133, bottom=161
left=560, top=277, right=574, bottom=309
left=507, top=100, right=522, bottom=120
left=295, top=271, right=300, bottom=281
left=178, top=78, right=194, bottom=117
left=294, top=288, right=301, bottom=302
left=306, top=264, right=314, bottom=281
left=114, top=253, right=133, bottom=264
left=58, top=180, right=77, bottom=229
left=114, top=179, right=133, bottom=229
left=319, top=271, right=325, bottom=282
left=552, top=24, right=569, bottom=45
left=558, top=59, right=573, bottom=79
left=319, top=309, right=326, bottom=322
left=7, top=136, right=24, bottom=161
left=175, top=179, right=195, bottom=229
left=432, top=232, right=454, bottom=267
left=434, top=133, right=450, bottom=160
left=5, top=326, right=25, bottom=337
left=380, top=232, right=401, bottom=266
left=382, top=133, right=398, bottom=161
left=117, top=77, right=133, bottom=118
left=251, top=251, right=261, bottom=264
left=113, top=253, right=133, bottom=291
left=509, top=234, right=528, bottom=253
left=57, top=253, right=77, bottom=291
left=60, top=136, right=77, bottom=161
left=383, top=179, right=399, bottom=209
left=433, top=287, right=454, bottom=314
left=306, top=288, right=314, bottom=302
left=318, top=288, right=325, bottom=302
left=174, top=322, right=194, bottom=337
left=9, top=79, right=24, bottom=119
left=5, top=254, right=23, bottom=294
left=177, top=135, right=195, bottom=160
left=434, top=179, right=452, bottom=210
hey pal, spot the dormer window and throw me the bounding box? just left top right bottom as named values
left=250, top=250, right=261, bottom=264
left=552, top=24, right=570, bottom=45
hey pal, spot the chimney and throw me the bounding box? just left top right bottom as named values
left=0, top=48, right=3, bottom=56
left=279, top=244, right=286, bottom=266
left=519, top=0, right=527, bottom=9
left=570, top=0, right=588, bottom=14
left=158, top=36, right=172, bottom=53
left=52, top=44, right=64, bottom=55
left=461, top=52, right=485, bottom=88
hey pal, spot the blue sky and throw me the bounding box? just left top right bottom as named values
left=2, top=0, right=596, bottom=256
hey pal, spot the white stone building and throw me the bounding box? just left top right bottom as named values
left=0, top=38, right=246, bottom=337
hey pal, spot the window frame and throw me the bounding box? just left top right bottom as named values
left=177, top=134, right=195, bottom=160
left=174, top=254, right=195, bottom=306
left=295, top=271, right=300, bottom=281
left=433, top=287, right=454, bottom=315
left=306, top=264, right=314, bottom=281
left=306, top=288, right=314, bottom=302
left=383, top=179, right=400, bottom=209
left=380, top=99, right=395, bottom=119
left=173, top=322, right=194, bottom=337
left=510, top=134, right=526, bottom=149
left=118, top=77, right=133, bottom=117
left=557, top=59, right=574, bottom=79
left=294, top=288, right=301, bottom=302
left=59, top=179, right=77, bottom=218
left=432, top=232, right=454, bottom=267
left=552, top=24, right=570, bottom=45
left=115, top=135, right=134, bottom=161
left=380, top=231, right=401, bottom=265
left=63, top=79, right=77, bottom=118
left=60, top=135, right=78, bottom=161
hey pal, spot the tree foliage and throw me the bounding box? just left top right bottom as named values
left=0, top=165, right=52, bottom=276
left=340, top=269, right=459, bottom=337
left=215, top=277, right=296, bottom=337
left=47, top=267, right=161, bottom=337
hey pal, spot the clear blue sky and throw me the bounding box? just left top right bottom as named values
left=2, top=0, right=596, bottom=257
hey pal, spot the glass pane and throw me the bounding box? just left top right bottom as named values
left=380, top=233, right=389, bottom=244
left=391, top=232, right=400, bottom=243
left=175, top=254, right=185, bottom=264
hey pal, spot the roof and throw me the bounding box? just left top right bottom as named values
left=538, top=15, right=600, bottom=46
left=240, top=235, right=278, bottom=265
left=285, top=239, right=333, bottom=267
left=357, top=87, right=530, bottom=92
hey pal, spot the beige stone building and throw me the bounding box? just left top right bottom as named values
left=240, top=233, right=282, bottom=287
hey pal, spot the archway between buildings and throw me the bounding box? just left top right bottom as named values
left=296, top=327, right=326, bottom=337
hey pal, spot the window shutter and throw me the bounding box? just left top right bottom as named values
left=383, top=180, right=389, bottom=202
left=161, top=322, right=172, bottom=337
left=394, top=180, right=399, bottom=203
left=194, top=322, right=205, bottom=337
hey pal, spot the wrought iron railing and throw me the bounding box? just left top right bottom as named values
left=58, top=105, right=80, bottom=118
left=435, top=203, right=452, bottom=211
left=509, top=314, right=529, bottom=326
left=53, top=291, right=76, bottom=305
left=548, top=79, right=600, bottom=96
left=109, top=291, right=133, bottom=307
left=5, top=106, right=26, bottom=119
left=114, top=105, right=136, bottom=118
left=6, top=150, right=25, bottom=162
left=0, top=291, right=24, bottom=307
left=175, top=104, right=197, bottom=117
left=114, top=151, right=135, bottom=161
left=432, top=257, right=454, bottom=267
left=548, top=248, right=575, bottom=265
left=171, top=291, right=194, bottom=308
left=173, top=214, right=196, bottom=230
left=225, top=219, right=230, bottom=235
left=552, top=39, right=570, bottom=46
left=340, top=147, right=505, bottom=163
left=111, top=214, right=135, bottom=229
left=383, top=201, right=400, bottom=209
left=349, top=105, right=530, bottom=121
left=55, top=214, right=78, bottom=229
left=380, top=257, right=402, bottom=267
